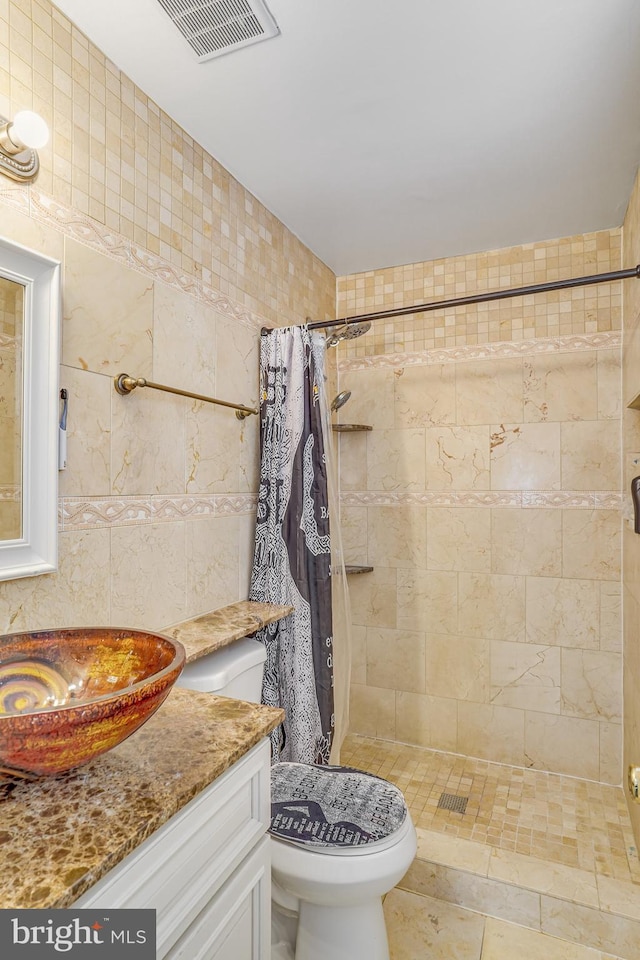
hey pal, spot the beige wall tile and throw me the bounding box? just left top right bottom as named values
left=458, top=572, right=525, bottom=641
left=490, top=422, right=561, bottom=490
left=491, top=508, right=562, bottom=576
left=491, top=639, right=561, bottom=713
left=456, top=359, right=523, bottom=425
left=348, top=566, right=397, bottom=628
left=367, top=505, right=427, bottom=569
left=425, top=424, right=491, bottom=490
left=599, top=582, right=621, bottom=652
left=526, top=577, right=600, bottom=649
left=561, top=421, right=620, bottom=490
left=395, top=691, right=458, bottom=752
left=340, top=506, right=368, bottom=564
left=524, top=352, right=598, bottom=422
left=426, top=633, right=490, bottom=702
left=185, top=516, right=240, bottom=620
left=394, top=363, right=456, bottom=427
left=58, top=365, right=111, bottom=497
left=338, top=230, right=621, bottom=356
left=152, top=284, right=217, bottom=396
left=350, top=624, right=367, bottom=684
left=457, top=701, right=525, bottom=765
left=186, top=402, right=242, bottom=493
left=366, top=625, right=426, bottom=693
left=427, top=507, right=491, bottom=572
left=111, top=388, right=185, bottom=495
left=237, top=511, right=257, bottom=599
left=238, top=413, right=260, bottom=493
left=349, top=683, right=396, bottom=739
left=62, top=239, right=153, bottom=376
left=597, top=349, right=621, bottom=420
left=562, top=510, right=621, bottom=581
left=366, top=427, right=426, bottom=491
left=336, top=366, right=395, bottom=429
left=561, top=649, right=622, bottom=722
left=338, top=431, right=368, bottom=490
left=524, top=713, right=600, bottom=779
left=0, top=203, right=65, bottom=261
left=0, top=529, right=111, bottom=633
left=397, top=569, right=457, bottom=634
left=110, top=521, right=187, bottom=629
left=599, top=721, right=622, bottom=785
left=214, top=314, right=260, bottom=409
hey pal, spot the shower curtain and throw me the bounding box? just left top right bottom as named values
left=249, top=325, right=337, bottom=764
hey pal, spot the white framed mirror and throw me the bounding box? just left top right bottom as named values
left=0, top=235, right=60, bottom=581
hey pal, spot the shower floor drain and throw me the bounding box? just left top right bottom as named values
left=437, top=792, right=469, bottom=814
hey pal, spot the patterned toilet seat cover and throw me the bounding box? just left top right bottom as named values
left=270, top=762, right=407, bottom=848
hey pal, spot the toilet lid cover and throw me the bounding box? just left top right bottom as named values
left=270, top=762, right=407, bottom=848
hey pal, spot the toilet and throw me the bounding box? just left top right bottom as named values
left=177, top=637, right=417, bottom=960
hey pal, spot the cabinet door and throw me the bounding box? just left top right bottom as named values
left=75, top=740, right=270, bottom=957
left=167, top=836, right=270, bottom=960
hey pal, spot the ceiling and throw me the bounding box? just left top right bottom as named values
left=51, top=0, right=640, bottom=276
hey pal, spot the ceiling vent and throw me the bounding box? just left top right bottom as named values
left=157, top=0, right=280, bottom=62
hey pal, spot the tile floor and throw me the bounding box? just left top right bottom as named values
left=384, top=890, right=619, bottom=960
left=343, top=734, right=640, bottom=959
left=342, top=735, right=640, bottom=883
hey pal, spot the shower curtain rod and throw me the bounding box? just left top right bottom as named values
left=307, top=264, right=640, bottom=332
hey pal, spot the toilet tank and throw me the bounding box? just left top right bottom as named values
left=176, top=636, right=266, bottom=702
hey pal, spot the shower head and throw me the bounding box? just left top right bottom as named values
left=325, top=320, right=372, bottom=348
left=330, top=390, right=351, bottom=412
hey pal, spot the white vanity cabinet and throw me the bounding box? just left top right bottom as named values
left=75, top=740, right=271, bottom=960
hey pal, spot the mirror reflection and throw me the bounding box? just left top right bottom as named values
left=0, top=274, right=23, bottom=541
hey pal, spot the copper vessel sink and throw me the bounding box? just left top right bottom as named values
left=0, top=627, right=185, bottom=778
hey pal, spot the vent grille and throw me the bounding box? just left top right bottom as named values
left=157, top=0, right=279, bottom=61
left=437, top=792, right=469, bottom=815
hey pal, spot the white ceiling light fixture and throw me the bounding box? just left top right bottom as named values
left=0, top=110, right=50, bottom=183
left=155, top=0, right=280, bottom=62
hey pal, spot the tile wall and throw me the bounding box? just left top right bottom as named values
left=0, top=0, right=335, bottom=633
left=336, top=230, right=623, bottom=784
left=622, top=166, right=640, bottom=843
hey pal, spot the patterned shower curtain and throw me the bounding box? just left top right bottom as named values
left=249, top=325, right=334, bottom=764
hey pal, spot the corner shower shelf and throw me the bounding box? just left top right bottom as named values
left=345, top=565, right=374, bottom=575
left=332, top=423, right=373, bottom=432
left=627, top=393, right=640, bottom=410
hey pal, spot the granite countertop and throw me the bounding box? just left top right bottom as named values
left=0, top=599, right=291, bottom=910
left=164, top=599, right=293, bottom=662
left=0, top=688, right=283, bottom=909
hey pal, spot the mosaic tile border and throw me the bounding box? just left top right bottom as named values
left=340, top=491, right=622, bottom=509
left=0, top=185, right=266, bottom=333
left=337, top=332, right=621, bottom=371
left=60, top=494, right=258, bottom=531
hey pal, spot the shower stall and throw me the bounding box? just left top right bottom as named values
left=318, top=238, right=640, bottom=958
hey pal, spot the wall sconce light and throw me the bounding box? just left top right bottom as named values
left=0, top=110, right=49, bottom=182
